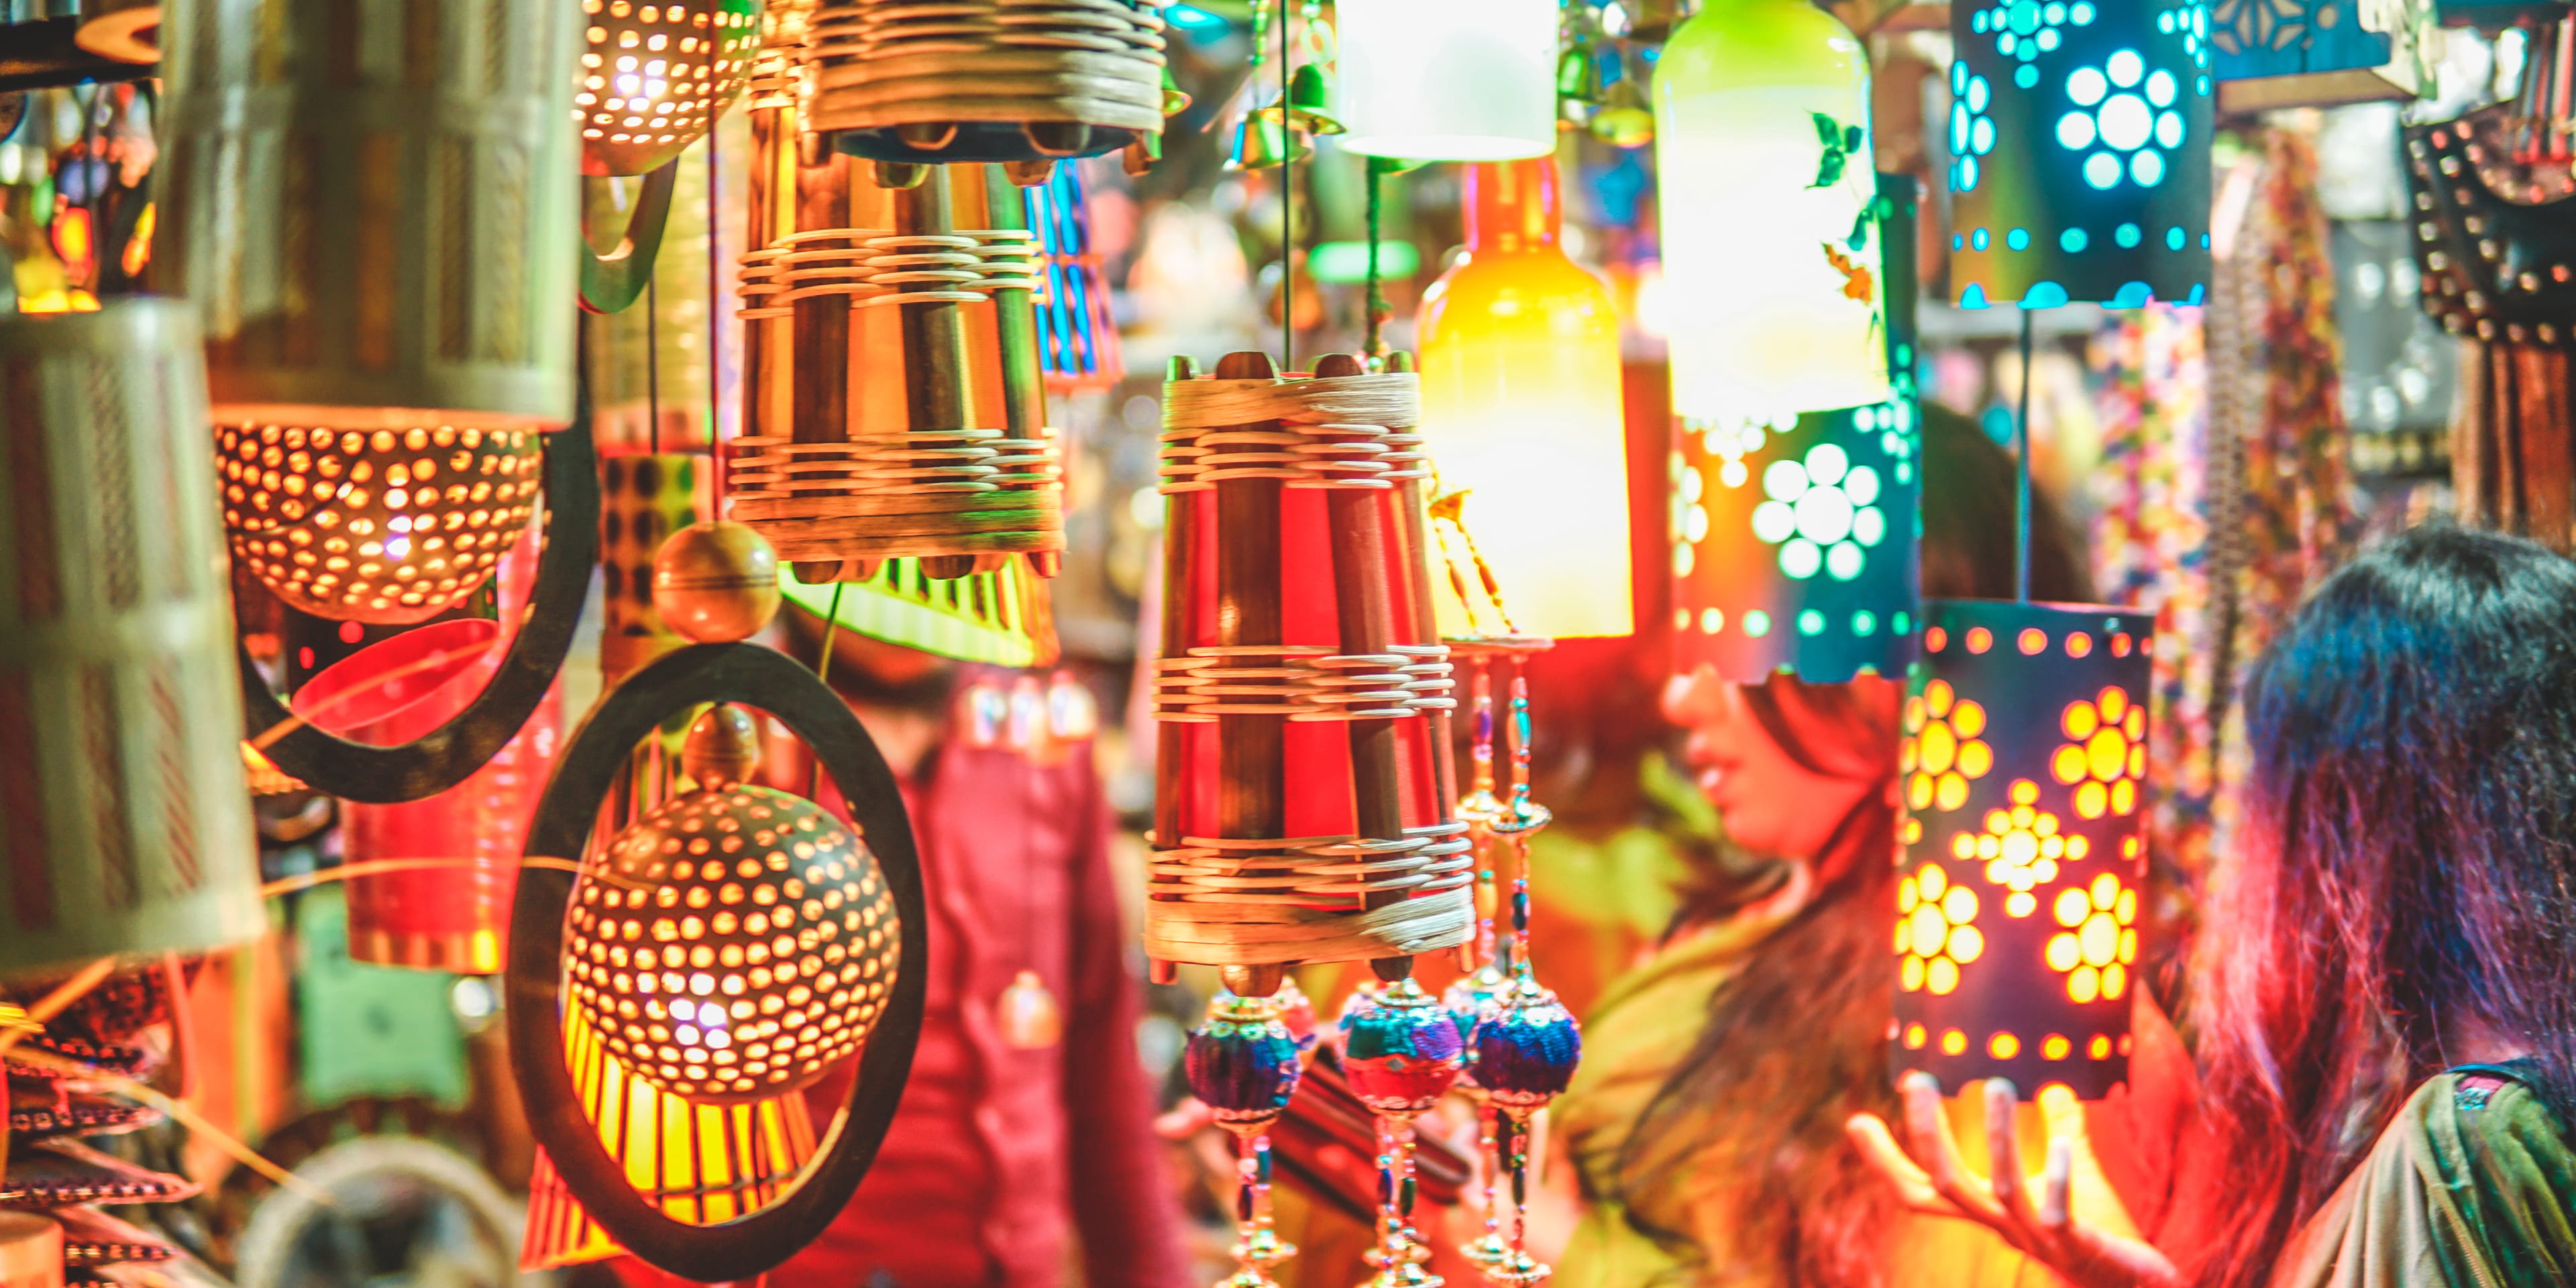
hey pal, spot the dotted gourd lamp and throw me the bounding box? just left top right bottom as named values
left=1891, top=600, right=2155, bottom=1101
left=577, top=0, right=761, bottom=176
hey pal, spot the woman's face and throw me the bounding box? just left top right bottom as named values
left=1662, top=667, right=1875, bottom=863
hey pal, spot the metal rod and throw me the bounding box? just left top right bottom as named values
left=2015, top=307, right=2035, bottom=603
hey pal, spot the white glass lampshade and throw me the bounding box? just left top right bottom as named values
left=1338, top=0, right=1561, bottom=162
left=1653, top=0, right=1891, bottom=429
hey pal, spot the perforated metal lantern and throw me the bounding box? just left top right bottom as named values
left=1890, top=600, right=2155, bottom=1101
left=1945, top=0, right=2213, bottom=307
left=578, top=0, right=761, bottom=176
left=1673, top=174, right=1923, bottom=683
left=0, top=302, right=262, bottom=980
left=2404, top=109, right=2576, bottom=349
left=161, top=0, right=581, bottom=430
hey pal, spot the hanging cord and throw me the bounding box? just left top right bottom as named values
left=1364, top=162, right=1387, bottom=362
left=708, top=113, right=728, bottom=504
left=2015, top=309, right=2035, bottom=602
left=809, top=581, right=847, bottom=799
left=1278, top=0, right=1295, bottom=374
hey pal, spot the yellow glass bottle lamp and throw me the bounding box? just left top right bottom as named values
left=1418, top=157, right=1634, bottom=640
left=1652, top=0, right=1890, bottom=432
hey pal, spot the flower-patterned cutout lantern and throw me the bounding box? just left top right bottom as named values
left=1947, top=0, right=2214, bottom=307
left=1673, top=174, right=1921, bottom=682
left=2208, top=0, right=2436, bottom=111
left=1892, top=600, right=2153, bottom=1102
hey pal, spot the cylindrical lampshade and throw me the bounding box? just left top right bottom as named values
left=521, top=1011, right=821, bottom=1271
left=1653, top=0, right=1889, bottom=429
left=1945, top=0, right=2213, bottom=307
left=1419, top=158, right=1632, bottom=641
left=1026, top=166, right=1126, bottom=394
left=1891, top=600, right=2154, bottom=1101
left=808, top=0, right=1167, bottom=164
left=599, top=453, right=709, bottom=682
left=0, top=302, right=262, bottom=981
left=1336, top=0, right=1560, bottom=162
left=292, top=526, right=559, bottom=973
left=1147, top=354, right=1471, bottom=970
left=578, top=0, right=760, bottom=176
left=160, top=0, right=580, bottom=430
left=1673, top=173, right=1921, bottom=682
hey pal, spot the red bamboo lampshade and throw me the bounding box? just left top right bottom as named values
left=1145, top=352, right=1470, bottom=973
left=291, top=526, right=561, bottom=972
left=1892, top=600, right=2154, bottom=1101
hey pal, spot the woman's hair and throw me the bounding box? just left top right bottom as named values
left=1608, top=402, right=2093, bottom=1287
left=2189, top=525, right=2576, bottom=1287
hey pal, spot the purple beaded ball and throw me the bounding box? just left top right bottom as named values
left=1185, top=991, right=1303, bottom=1130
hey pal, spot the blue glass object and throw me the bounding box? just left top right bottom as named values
left=1949, top=0, right=2212, bottom=306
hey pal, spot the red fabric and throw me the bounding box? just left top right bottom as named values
left=767, top=700, right=1191, bottom=1288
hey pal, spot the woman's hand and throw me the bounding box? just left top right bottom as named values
left=1845, top=1073, right=2182, bottom=1288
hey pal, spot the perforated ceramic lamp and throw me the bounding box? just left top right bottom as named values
left=1946, top=0, right=2213, bottom=307
left=1891, top=601, right=2154, bottom=1101
left=0, top=302, right=264, bottom=981
left=1653, top=0, right=1888, bottom=432
left=578, top=0, right=761, bottom=176
left=1337, top=0, right=1561, bottom=162
left=1418, top=158, right=1633, bottom=641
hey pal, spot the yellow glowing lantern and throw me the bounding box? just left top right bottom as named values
left=1418, top=157, right=1633, bottom=639
left=1651, top=0, right=1889, bottom=431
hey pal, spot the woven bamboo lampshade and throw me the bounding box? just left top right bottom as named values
left=731, top=97, right=1065, bottom=582
left=808, top=0, right=1169, bottom=166
left=160, top=0, right=580, bottom=431
left=1146, top=352, right=1470, bottom=974
left=0, top=302, right=262, bottom=981
left=580, top=0, right=761, bottom=176
left=1891, top=600, right=2154, bottom=1101
left=521, top=1010, right=822, bottom=1271
left=1674, top=174, right=1923, bottom=683
left=1945, top=0, right=2212, bottom=307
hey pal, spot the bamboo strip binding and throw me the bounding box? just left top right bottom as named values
left=807, top=0, right=1168, bottom=137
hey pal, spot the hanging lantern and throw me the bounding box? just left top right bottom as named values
left=1674, top=173, right=1922, bottom=683
left=1419, top=157, right=1632, bottom=641
left=2208, top=0, right=2436, bottom=109
left=2402, top=108, right=2576, bottom=348
left=1184, top=990, right=1305, bottom=1288
left=1891, top=600, right=2155, bottom=1101
left=600, top=453, right=710, bottom=682
left=1146, top=352, right=1470, bottom=976
left=806, top=0, right=1169, bottom=167
left=165, top=0, right=583, bottom=624
left=521, top=1010, right=822, bottom=1270
left=1945, top=0, right=2214, bottom=308
left=1652, top=0, right=1889, bottom=431
left=292, top=529, right=561, bottom=973
left=578, top=0, right=760, bottom=176
left=1336, top=0, right=1560, bottom=162
left=561, top=729, right=901, bottom=1104
left=1338, top=977, right=1466, bottom=1285
left=729, top=147, right=1065, bottom=582
left=1026, top=166, right=1127, bottom=393
left=0, top=302, right=263, bottom=980
left=508, top=645, right=926, bottom=1281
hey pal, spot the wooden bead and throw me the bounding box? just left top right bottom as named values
left=682, top=704, right=762, bottom=789
left=651, top=521, right=782, bottom=643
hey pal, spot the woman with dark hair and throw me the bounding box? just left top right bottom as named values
left=1849, top=525, right=2576, bottom=1287
left=1544, top=404, right=2102, bottom=1287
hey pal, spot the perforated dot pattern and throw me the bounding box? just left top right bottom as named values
left=578, top=0, right=761, bottom=176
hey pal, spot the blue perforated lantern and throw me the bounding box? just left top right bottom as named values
left=1947, top=0, right=2214, bottom=309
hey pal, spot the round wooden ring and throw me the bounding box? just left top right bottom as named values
left=235, top=407, right=600, bottom=804
left=505, top=642, right=926, bottom=1283
left=580, top=160, right=681, bottom=315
